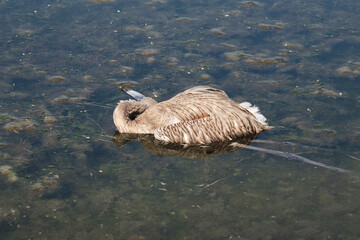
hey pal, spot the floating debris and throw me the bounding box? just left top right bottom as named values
left=0, top=165, right=19, bottom=183
left=145, top=0, right=166, bottom=6
left=87, top=0, right=114, bottom=3
left=0, top=141, right=8, bottom=148
left=279, top=49, right=295, bottom=56
left=141, top=74, right=164, bottom=83
left=0, top=113, right=18, bottom=122
left=320, top=129, right=337, bottom=135
left=82, top=75, right=94, bottom=82
left=116, top=81, right=139, bottom=89
left=3, top=119, right=37, bottom=133
left=210, top=28, right=226, bottom=36
left=283, top=42, right=303, bottom=49
left=184, top=53, right=199, bottom=58
left=51, top=95, right=85, bottom=103
left=125, top=26, right=145, bottom=33
left=224, top=10, right=242, bottom=16
left=219, top=43, right=238, bottom=50
left=146, top=57, right=156, bottom=63
left=185, top=40, right=196, bottom=45
left=15, top=28, right=36, bottom=35
left=200, top=74, right=212, bottom=80
left=47, top=75, right=66, bottom=83
left=126, top=25, right=153, bottom=33
left=9, top=92, right=28, bottom=98
left=108, top=59, right=118, bottom=65
left=224, top=51, right=250, bottom=61
left=259, top=23, right=284, bottom=30
left=239, top=1, right=262, bottom=8
left=135, top=48, right=159, bottom=57
left=308, top=23, right=323, bottom=30
left=353, top=62, right=360, bottom=67
left=336, top=66, right=353, bottom=76
left=44, top=116, right=57, bottom=124
left=174, top=17, right=197, bottom=22
left=167, top=57, right=179, bottom=66
left=312, top=87, right=342, bottom=98
left=120, top=66, right=134, bottom=73
left=245, top=56, right=285, bottom=65
left=148, top=31, right=162, bottom=38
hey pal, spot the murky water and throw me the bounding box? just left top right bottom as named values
left=1, top=0, right=360, bottom=239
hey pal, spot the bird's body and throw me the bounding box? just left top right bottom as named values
left=113, top=86, right=271, bottom=144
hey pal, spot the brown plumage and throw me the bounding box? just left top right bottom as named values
left=113, top=86, right=272, bottom=145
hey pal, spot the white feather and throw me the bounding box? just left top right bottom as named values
left=125, top=89, right=146, bottom=101
left=240, top=102, right=268, bottom=125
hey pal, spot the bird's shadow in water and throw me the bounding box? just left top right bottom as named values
left=112, top=131, right=258, bottom=158
left=112, top=132, right=349, bottom=173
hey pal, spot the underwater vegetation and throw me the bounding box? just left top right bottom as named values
left=0, top=0, right=359, bottom=239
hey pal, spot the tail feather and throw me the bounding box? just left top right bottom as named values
left=240, top=102, right=268, bottom=126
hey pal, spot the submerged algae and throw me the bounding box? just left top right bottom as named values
left=0, top=0, right=359, bottom=239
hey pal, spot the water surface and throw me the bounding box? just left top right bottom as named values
left=0, top=0, right=360, bottom=239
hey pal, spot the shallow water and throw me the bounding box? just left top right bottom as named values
left=1, top=0, right=360, bottom=239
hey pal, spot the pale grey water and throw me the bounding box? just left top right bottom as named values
left=0, top=0, right=360, bottom=239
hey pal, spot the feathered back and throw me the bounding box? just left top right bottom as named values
left=113, top=86, right=271, bottom=144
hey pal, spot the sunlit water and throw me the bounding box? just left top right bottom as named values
left=1, top=0, right=359, bottom=239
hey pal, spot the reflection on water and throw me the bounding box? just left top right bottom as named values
left=0, top=0, right=360, bottom=239
left=113, top=131, right=258, bottom=158
left=113, top=131, right=349, bottom=173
